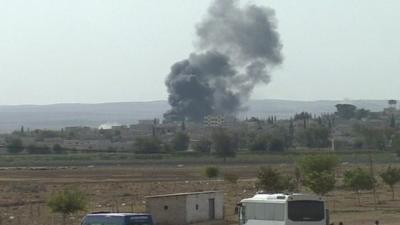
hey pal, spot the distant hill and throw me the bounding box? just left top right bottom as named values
left=0, top=99, right=391, bottom=133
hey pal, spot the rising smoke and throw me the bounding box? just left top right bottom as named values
left=164, top=0, right=283, bottom=122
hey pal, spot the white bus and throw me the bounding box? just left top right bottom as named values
left=237, top=193, right=329, bottom=225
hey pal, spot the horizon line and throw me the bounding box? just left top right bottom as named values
left=0, top=98, right=396, bottom=107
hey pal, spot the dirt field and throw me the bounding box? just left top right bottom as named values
left=0, top=163, right=399, bottom=225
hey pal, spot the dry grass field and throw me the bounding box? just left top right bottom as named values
left=0, top=163, right=399, bottom=225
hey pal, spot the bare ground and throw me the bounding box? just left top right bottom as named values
left=0, top=164, right=398, bottom=225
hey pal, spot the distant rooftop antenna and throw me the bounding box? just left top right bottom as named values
left=388, top=99, right=397, bottom=109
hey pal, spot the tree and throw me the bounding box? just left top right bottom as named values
left=299, top=154, right=338, bottom=195
left=269, top=138, right=285, bottom=152
left=392, top=135, right=400, bottom=157
left=335, top=104, right=357, bottom=119
left=303, top=171, right=336, bottom=196
left=134, top=137, right=162, bottom=153
left=288, top=120, right=295, bottom=147
left=171, top=132, right=190, bottom=151
left=6, top=137, right=24, bottom=154
left=193, top=138, right=212, bottom=154
left=299, top=154, right=338, bottom=175
left=390, top=114, right=396, bottom=128
left=294, top=112, right=312, bottom=129
left=343, top=168, right=376, bottom=206
left=355, top=108, right=370, bottom=120
left=389, top=99, right=398, bottom=106
left=249, top=134, right=268, bottom=151
left=256, top=167, right=295, bottom=193
left=53, top=144, right=65, bottom=154
left=211, top=128, right=237, bottom=162
left=47, top=188, right=88, bottom=225
left=26, top=144, right=51, bottom=154
left=353, top=125, right=391, bottom=150
left=380, top=166, right=400, bottom=200
left=296, top=126, right=331, bottom=148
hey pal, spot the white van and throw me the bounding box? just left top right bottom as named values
left=237, top=193, right=329, bottom=225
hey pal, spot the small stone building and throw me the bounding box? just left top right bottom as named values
left=145, top=191, right=224, bottom=225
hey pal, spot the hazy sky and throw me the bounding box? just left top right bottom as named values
left=1, top=0, right=399, bottom=105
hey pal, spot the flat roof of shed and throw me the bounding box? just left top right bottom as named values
left=145, top=191, right=222, bottom=199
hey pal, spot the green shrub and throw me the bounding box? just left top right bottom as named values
left=47, top=187, right=88, bottom=225
left=53, top=144, right=66, bottom=154
left=204, top=166, right=219, bottom=179
left=6, top=138, right=24, bottom=154
left=223, top=171, right=239, bottom=184
left=27, top=144, right=52, bottom=154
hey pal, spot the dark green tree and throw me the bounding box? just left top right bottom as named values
left=269, top=138, right=285, bottom=152
left=171, top=132, right=190, bottom=151
left=335, top=104, right=357, bottom=119
left=53, top=144, right=65, bottom=154
left=294, top=112, right=312, bottom=129
left=288, top=120, right=295, bottom=147
left=249, top=134, right=268, bottom=151
left=193, top=138, right=212, bottom=154
left=6, top=137, right=24, bottom=154
left=134, top=136, right=162, bottom=153
left=297, top=126, right=331, bottom=148
left=344, top=168, right=376, bottom=206
left=355, top=108, right=370, bottom=119
left=211, top=128, right=237, bottom=162
left=390, top=114, right=396, bottom=128
left=380, top=166, right=400, bottom=200
left=26, top=144, right=51, bottom=154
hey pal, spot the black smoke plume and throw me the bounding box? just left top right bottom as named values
left=164, top=0, right=283, bottom=122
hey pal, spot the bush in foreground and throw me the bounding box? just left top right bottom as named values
left=47, top=187, right=88, bottom=225
left=204, top=166, right=219, bottom=179
left=223, top=171, right=239, bottom=184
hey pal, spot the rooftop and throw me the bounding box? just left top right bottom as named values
left=86, top=213, right=151, bottom=217
left=145, top=191, right=221, bottom=199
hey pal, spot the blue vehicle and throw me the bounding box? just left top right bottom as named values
left=80, top=213, right=154, bottom=225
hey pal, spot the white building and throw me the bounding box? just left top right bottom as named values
left=145, top=191, right=224, bottom=225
